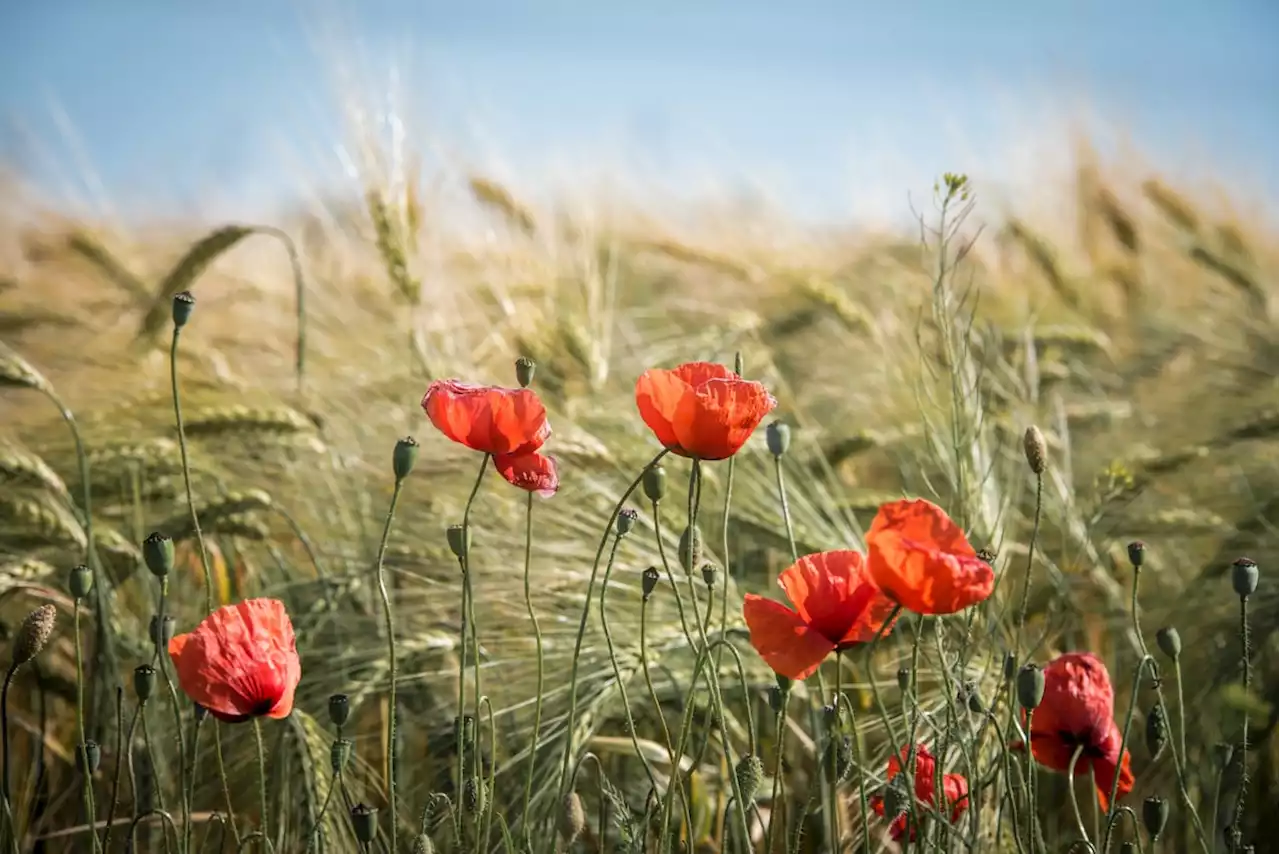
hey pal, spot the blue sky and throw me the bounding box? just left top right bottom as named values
left=1, top=1, right=1276, bottom=223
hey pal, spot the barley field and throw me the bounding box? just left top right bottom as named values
left=0, top=118, right=1275, bottom=854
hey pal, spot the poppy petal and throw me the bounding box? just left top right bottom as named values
left=670, top=377, right=777, bottom=460
left=635, top=368, right=693, bottom=450
left=866, top=498, right=994, bottom=615
left=742, top=594, right=834, bottom=680
left=494, top=452, right=559, bottom=497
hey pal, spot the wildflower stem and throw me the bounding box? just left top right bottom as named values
left=1231, top=593, right=1251, bottom=843
left=252, top=718, right=269, bottom=842
left=556, top=450, right=668, bottom=803
left=519, top=491, right=545, bottom=841
left=373, top=474, right=406, bottom=852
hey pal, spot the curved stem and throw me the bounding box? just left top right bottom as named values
left=373, top=476, right=405, bottom=851
left=519, top=492, right=545, bottom=841
left=555, top=450, right=668, bottom=800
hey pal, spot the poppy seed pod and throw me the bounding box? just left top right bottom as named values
left=68, top=564, right=93, bottom=599
left=412, top=833, right=435, bottom=854
left=615, top=508, right=639, bottom=537
left=143, top=532, right=174, bottom=579
left=149, top=614, right=175, bottom=648
left=330, top=738, right=352, bottom=774
left=734, top=754, right=764, bottom=802
left=766, top=421, right=791, bottom=458
left=1145, top=704, right=1167, bottom=759
left=1127, top=541, right=1146, bottom=570
left=393, top=436, right=419, bottom=481
left=641, top=566, right=660, bottom=601
left=446, top=525, right=471, bottom=560
left=1155, top=627, right=1182, bottom=661
left=1232, top=557, right=1259, bottom=599
left=328, top=693, right=350, bottom=728
left=514, top=357, right=536, bottom=389
left=77, top=740, right=101, bottom=775
left=350, top=803, right=378, bottom=843
left=558, top=791, right=586, bottom=844
left=172, top=291, right=196, bottom=328
left=12, top=604, right=57, bottom=667
left=897, top=668, right=912, bottom=693
left=700, top=563, right=718, bottom=588
left=642, top=464, right=667, bottom=503
left=134, top=664, right=156, bottom=701
left=1016, top=664, right=1045, bottom=710
left=1142, top=796, right=1169, bottom=840
left=1023, top=426, right=1048, bottom=475
left=678, top=525, right=702, bottom=574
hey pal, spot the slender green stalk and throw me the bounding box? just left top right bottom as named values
left=72, top=602, right=101, bottom=854
left=555, top=450, right=668, bottom=801
left=253, top=719, right=269, bottom=842
left=373, top=475, right=406, bottom=851
left=102, top=690, right=129, bottom=852
left=519, top=492, right=545, bottom=840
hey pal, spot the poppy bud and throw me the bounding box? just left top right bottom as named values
left=1145, top=705, right=1167, bottom=759
left=143, top=532, right=174, bottom=579
left=881, top=780, right=909, bottom=820
left=1155, top=627, right=1181, bottom=661
left=642, top=465, right=667, bottom=503
left=328, top=693, right=350, bottom=728
left=77, top=740, right=100, bottom=775
left=1016, top=664, right=1044, bottom=710
left=734, top=754, right=764, bottom=802
left=897, top=667, right=911, bottom=693
left=766, top=421, right=791, bottom=458
left=558, top=791, right=586, bottom=844
left=330, top=738, right=352, bottom=774
left=172, top=291, right=196, bottom=329
left=1142, top=796, right=1169, bottom=840
left=977, top=547, right=997, bottom=566
left=1213, top=742, right=1234, bottom=771
left=149, top=614, right=175, bottom=648
left=515, top=357, right=537, bottom=389
left=1232, top=557, right=1258, bottom=599
left=134, top=664, right=156, bottom=702
left=68, top=564, right=93, bottom=600
left=1023, top=426, right=1048, bottom=475
left=11, top=604, right=56, bottom=667
left=1127, top=541, right=1146, bottom=570
left=700, top=563, right=718, bottom=588
left=641, top=567, right=660, bottom=601
left=615, top=508, right=639, bottom=537
left=1003, top=652, right=1017, bottom=681
left=678, top=526, right=702, bottom=574
left=768, top=686, right=786, bottom=715
left=393, top=436, right=419, bottom=480
left=412, top=834, right=435, bottom=854
left=350, top=803, right=378, bottom=843
left=463, top=776, right=485, bottom=814
left=446, top=525, right=470, bottom=560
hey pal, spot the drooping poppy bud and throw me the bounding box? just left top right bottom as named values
left=641, top=567, right=660, bottom=601
left=143, top=532, right=175, bottom=579
left=1017, top=664, right=1045, bottom=710
left=642, top=465, right=667, bottom=503
left=68, top=564, right=93, bottom=599
left=514, top=357, right=536, bottom=389
left=1142, top=796, right=1169, bottom=840
left=172, top=291, right=196, bottom=329
left=1232, top=557, right=1259, bottom=599
left=393, top=436, right=419, bottom=480
left=766, top=421, right=791, bottom=458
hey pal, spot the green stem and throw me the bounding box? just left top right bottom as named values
left=519, top=492, right=545, bottom=840
left=374, top=476, right=406, bottom=852
left=556, top=451, right=668, bottom=801
left=253, top=719, right=269, bottom=841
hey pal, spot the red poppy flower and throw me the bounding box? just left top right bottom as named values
left=742, top=550, right=898, bottom=680
left=422, top=380, right=551, bottom=457
left=868, top=744, right=970, bottom=841
left=634, top=362, right=777, bottom=460
left=494, top=452, right=559, bottom=498
left=1013, top=652, right=1134, bottom=810
left=168, top=598, right=301, bottom=724
left=865, top=498, right=994, bottom=615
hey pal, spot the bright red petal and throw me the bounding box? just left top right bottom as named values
left=865, top=498, right=993, bottom=614
left=742, top=594, right=834, bottom=680
left=670, top=377, right=777, bottom=460
left=494, top=452, right=559, bottom=497
left=422, top=380, right=551, bottom=457
left=635, top=368, right=691, bottom=450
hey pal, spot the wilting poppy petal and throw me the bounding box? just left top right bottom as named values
left=169, top=598, right=301, bottom=723
left=775, top=550, right=897, bottom=647
left=742, top=594, right=834, bottom=680
left=865, top=498, right=994, bottom=615
left=422, top=380, right=551, bottom=457
left=635, top=362, right=776, bottom=460
left=494, top=452, right=559, bottom=497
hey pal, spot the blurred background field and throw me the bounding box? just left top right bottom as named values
left=0, top=3, right=1276, bottom=852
